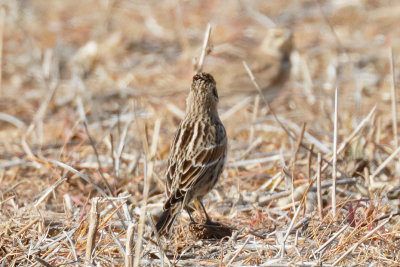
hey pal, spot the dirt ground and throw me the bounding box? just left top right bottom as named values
left=1, top=0, right=400, bottom=266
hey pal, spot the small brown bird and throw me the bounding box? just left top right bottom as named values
left=155, top=72, right=227, bottom=236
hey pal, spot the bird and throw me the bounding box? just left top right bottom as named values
left=209, top=27, right=292, bottom=99
left=155, top=72, right=227, bottom=236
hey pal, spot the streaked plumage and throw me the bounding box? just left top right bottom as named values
left=155, top=72, right=227, bottom=236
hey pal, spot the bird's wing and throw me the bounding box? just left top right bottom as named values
left=164, top=121, right=226, bottom=208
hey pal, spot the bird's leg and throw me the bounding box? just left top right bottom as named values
left=185, top=206, right=197, bottom=224
left=193, top=199, right=203, bottom=218
left=198, top=198, right=220, bottom=226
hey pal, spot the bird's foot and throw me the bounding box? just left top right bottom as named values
left=205, top=218, right=221, bottom=227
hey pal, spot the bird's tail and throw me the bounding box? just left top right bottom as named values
left=155, top=202, right=181, bottom=236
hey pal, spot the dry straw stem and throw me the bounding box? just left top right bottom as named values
left=332, top=87, right=338, bottom=218
left=83, top=119, right=115, bottom=196
left=34, top=177, right=67, bottom=208
left=278, top=116, right=331, bottom=154
left=307, top=144, right=313, bottom=180
left=21, top=79, right=58, bottom=161
left=220, top=96, right=253, bottom=121
left=280, top=199, right=303, bottom=258
left=2, top=2, right=400, bottom=265
left=0, top=7, right=4, bottom=93
left=195, top=23, right=212, bottom=73
left=133, top=118, right=160, bottom=267
left=314, top=223, right=349, bottom=254
left=243, top=60, right=332, bottom=164
left=148, top=216, right=170, bottom=267
left=224, top=236, right=251, bottom=266
left=370, top=145, right=400, bottom=180
left=125, top=222, right=135, bottom=267
left=64, top=230, right=78, bottom=264
left=35, top=256, right=53, bottom=267
left=311, top=105, right=376, bottom=181
left=45, top=158, right=108, bottom=196
left=332, top=214, right=393, bottom=266
left=77, top=96, right=116, bottom=195
left=317, top=153, right=323, bottom=219
left=249, top=95, right=260, bottom=143
left=291, top=123, right=306, bottom=211
left=86, top=197, right=100, bottom=264
left=15, top=217, right=40, bottom=237
left=389, top=47, right=398, bottom=148
left=243, top=61, right=296, bottom=142
left=291, top=123, right=306, bottom=169
left=97, top=200, right=127, bottom=230
left=133, top=157, right=151, bottom=267
left=0, top=112, right=25, bottom=128
left=44, top=157, right=127, bottom=229
left=114, top=116, right=133, bottom=180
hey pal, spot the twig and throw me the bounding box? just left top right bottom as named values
left=360, top=211, right=400, bottom=227
left=21, top=75, right=58, bottom=161
left=195, top=23, right=212, bottom=72
left=115, top=115, right=133, bottom=180
left=291, top=123, right=306, bottom=212
left=317, top=153, right=323, bottom=219
left=83, top=120, right=115, bottom=196
left=291, top=123, right=306, bottom=168
left=264, top=177, right=356, bottom=208
left=316, top=0, right=345, bottom=54
left=314, top=223, right=348, bottom=254
left=311, top=106, right=376, bottom=183
left=150, top=118, right=162, bottom=158
left=337, top=105, right=376, bottom=154
left=243, top=61, right=333, bottom=165
left=44, top=158, right=127, bottom=229
left=133, top=155, right=151, bottom=267
left=258, top=189, right=291, bottom=206
left=63, top=230, right=78, bottom=265
left=307, top=144, right=313, bottom=180
left=134, top=118, right=158, bottom=267
left=220, top=96, right=253, bottom=121
left=0, top=112, right=25, bottom=128
left=0, top=8, right=4, bottom=93
left=238, top=136, right=263, bottom=160
left=389, top=47, right=398, bottom=149
left=123, top=201, right=132, bottom=222
left=15, top=218, right=39, bottom=237
left=225, top=236, right=251, bottom=266
left=45, top=158, right=106, bottom=196
left=249, top=95, right=260, bottom=143
left=148, top=216, right=170, bottom=267
left=244, top=3, right=275, bottom=27
left=166, top=103, right=185, bottom=119
left=35, top=256, right=52, bottom=267
left=125, top=222, right=135, bottom=267
left=370, top=146, right=400, bottom=180
left=332, top=87, right=338, bottom=218
left=76, top=96, right=115, bottom=195
left=34, top=177, right=67, bottom=208
left=228, top=154, right=281, bottom=167
left=98, top=201, right=126, bottom=230
left=280, top=201, right=303, bottom=258
left=107, top=226, right=125, bottom=258
left=86, top=197, right=100, bottom=264
left=243, top=61, right=296, bottom=141
left=277, top=117, right=331, bottom=154
left=332, top=214, right=393, bottom=266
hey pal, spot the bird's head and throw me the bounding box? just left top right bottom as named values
left=187, top=72, right=219, bottom=115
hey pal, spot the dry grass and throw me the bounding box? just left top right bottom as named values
left=1, top=0, right=400, bottom=266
